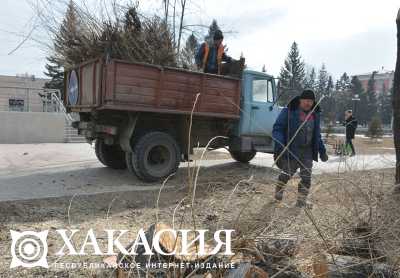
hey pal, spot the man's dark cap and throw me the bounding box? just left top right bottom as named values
left=214, top=30, right=224, bottom=40
left=300, top=89, right=315, bottom=100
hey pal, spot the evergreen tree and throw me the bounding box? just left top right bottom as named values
left=44, top=0, right=83, bottom=94
left=180, top=33, right=198, bottom=70
left=53, top=0, right=85, bottom=69
left=142, top=17, right=176, bottom=66
left=351, top=76, right=367, bottom=125
left=366, top=71, right=378, bottom=121
left=342, top=72, right=351, bottom=90
left=304, top=67, right=316, bottom=90
left=334, top=89, right=350, bottom=122
left=327, top=76, right=334, bottom=97
left=367, top=115, right=383, bottom=140
left=278, top=41, right=306, bottom=105
left=334, top=72, right=353, bottom=122
left=205, top=19, right=221, bottom=44
left=44, top=56, right=64, bottom=93
left=335, top=79, right=341, bottom=91
left=316, top=63, right=329, bottom=99
left=316, top=64, right=329, bottom=123
left=378, top=83, right=393, bottom=125
left=321, top=75, right=335, bottom=124
left=335, top=72, right=351, bottom=91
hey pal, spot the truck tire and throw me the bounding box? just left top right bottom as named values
left=229, top=150, right=256, bottom=163
left=95, top=139, right=127, bottom=169
left=126, top=131, right=181, bottom=182
left=125, top=152, right=138, bottom=177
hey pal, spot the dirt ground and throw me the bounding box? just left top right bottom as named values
left=0, top=158, right=399, bottom=277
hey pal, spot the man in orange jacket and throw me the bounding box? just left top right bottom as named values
left=195, top=30, right=232, bottom=74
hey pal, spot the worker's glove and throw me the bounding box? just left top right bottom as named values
left=320, top=152, right=329, bottom=162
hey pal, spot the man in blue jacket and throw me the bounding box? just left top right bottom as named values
left=272, top=89, right=329, bottom=208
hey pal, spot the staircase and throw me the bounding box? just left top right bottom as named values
left=47, top=92, right=86, bottom=143
left=64, top=118, right=86, bottom=143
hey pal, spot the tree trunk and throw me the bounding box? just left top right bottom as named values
left=394, top=9, right=400, bottom=185
left=176, top=0, right=186, bottom=57
left=163, top=0, right=169, bottom=24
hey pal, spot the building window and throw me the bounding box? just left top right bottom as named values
left=9, top=98, right=25, bottom=112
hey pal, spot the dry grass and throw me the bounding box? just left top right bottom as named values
left=1, top=162, right=399, bottom=277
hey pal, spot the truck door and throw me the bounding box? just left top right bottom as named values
left=250, top=77, right=276, bottom=135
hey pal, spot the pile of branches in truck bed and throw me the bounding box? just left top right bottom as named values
left=91, top=8, right=176, bottom=67
left=37, top=2, right=176, bottom=73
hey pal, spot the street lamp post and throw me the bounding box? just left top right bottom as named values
left=352, top=94, right=360, bottom=119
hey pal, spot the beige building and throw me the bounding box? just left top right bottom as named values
left=355, top=70, right=394, bottom=95
left=0, top=74, right=53, bottom=112
left=0, top=74, right=85, bottom=143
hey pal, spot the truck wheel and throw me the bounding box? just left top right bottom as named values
left=95, top=139, right=127, bottom=169
left=229, top=150, right=256, bottom=163
left=126, top=131, right=181, bottom=182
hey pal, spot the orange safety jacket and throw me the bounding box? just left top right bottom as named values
left=202, top=42, right=225, bottom=74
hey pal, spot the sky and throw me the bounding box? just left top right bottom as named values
left=0, top=0, right=399, bottom=79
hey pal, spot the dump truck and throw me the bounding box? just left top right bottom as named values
left=64, top=57, right=281, bottom=182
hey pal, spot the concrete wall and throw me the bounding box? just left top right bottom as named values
left=0, top=112, right=65, bottom=143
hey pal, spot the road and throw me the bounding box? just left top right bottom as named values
left=0, top=143, right=396, bottom=202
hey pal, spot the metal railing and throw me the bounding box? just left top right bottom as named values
left=48, top=91, right=73, bottom=122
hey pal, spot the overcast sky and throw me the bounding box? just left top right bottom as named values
left=0, top=0, right=399, bottom=79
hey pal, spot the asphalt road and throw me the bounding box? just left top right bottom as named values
left=0, top=143, right=396, bottom=202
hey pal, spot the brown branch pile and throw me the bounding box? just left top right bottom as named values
left=34, top=1, right=177, bottom=71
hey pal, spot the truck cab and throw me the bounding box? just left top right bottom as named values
left=228, top=70, right=281, bottom=162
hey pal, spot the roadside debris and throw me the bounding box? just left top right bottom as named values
left=104, top=224, right=306, bottom=277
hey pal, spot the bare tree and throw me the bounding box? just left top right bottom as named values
left=172, top=0, right=177, bottom=45
left=176, top=0, right=187, bottom=57
left=163, top=0, right=169, bottom=24
left=161, top=0, right=191, bottom=58
left=394, top=8, right=400, bottom=187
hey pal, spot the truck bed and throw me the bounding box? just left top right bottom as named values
left=65, top=58, right=241, bottom=119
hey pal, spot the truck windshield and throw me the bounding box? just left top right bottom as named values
left=252, top=79, right=274, bottom=103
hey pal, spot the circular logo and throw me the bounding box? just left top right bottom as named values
left=18, top=238, right=42, bottom=261
left=68, top=70, right=79, bottom=106
left=10, top=230, right=49, bottom=268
